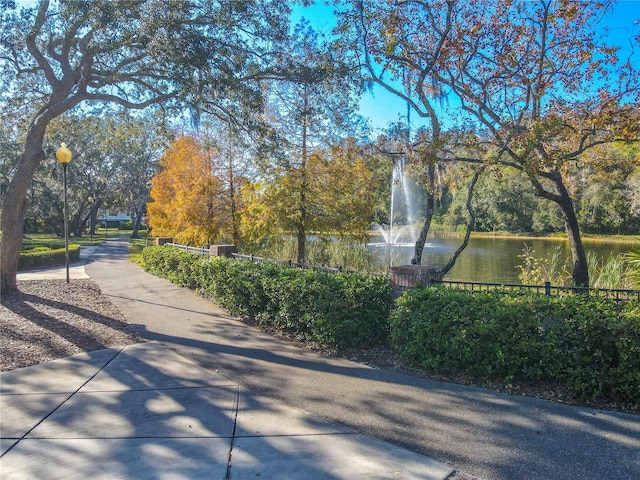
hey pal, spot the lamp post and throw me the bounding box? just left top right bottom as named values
left=88, top=196, right=94, bottom=244
left=56, top=142, right=72, bottom=283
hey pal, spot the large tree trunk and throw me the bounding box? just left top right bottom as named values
left=89, top=199, right=102, bottom=236
left=296, top=161, right=308, bottom=264
left=228, top=158, right=241, bottom=247
left=296, top=90, right=308, bottom=265
left=413, top=165, right=435, bottom=265
left=557, top=191, right=589, bottom=287
left=130, top=204, right=145, bottom=239
left=1, top=123, right=48, bottom=293
left=71, top=204, right=83, bottom=237
left=75, top=212, right=89, bottom=237
left=296, top=225, right=306, bottom=264
left=535, top=170, right=589, bottom=287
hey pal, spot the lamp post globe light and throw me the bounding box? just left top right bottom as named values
left=56, top=142, right=72, bottom=283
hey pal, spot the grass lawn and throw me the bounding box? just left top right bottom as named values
left=17, top=230, right=150, bottom=268
left=128, top=232, right=151, bottom=265
left=22, top=231, right=109, bottom=250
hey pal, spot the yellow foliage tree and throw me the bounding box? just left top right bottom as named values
left=240, top=142, right=375, bottom=253
left=316, top=144, right=376, bottom=238
left=147, top=136, right=225, bottom=246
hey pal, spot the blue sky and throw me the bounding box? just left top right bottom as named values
left=14, top=0, right=639, bottom=134
left=293, top=1, right=640, bottom=134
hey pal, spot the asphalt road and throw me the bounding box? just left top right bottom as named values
left=85, top=236, right=640, bottom=480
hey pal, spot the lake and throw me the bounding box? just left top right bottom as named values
left=368, top=235, right=635, bottom=284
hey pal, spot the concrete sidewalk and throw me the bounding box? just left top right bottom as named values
left=0, top=342, right=453, bottom=479
left=16, top=244, right=98, bottom=281
left=7, top=236, right=640, bottom=479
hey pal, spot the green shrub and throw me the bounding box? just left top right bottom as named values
left=251, top=269, right=389, bottom=347
left=18, top=244, right=81, bottom=270
left=609, top=302, right=640, bottom=400
left=390, top=286, right=640, bottom=404
left=197, top=256, right=280, bottom=318
left=141, top=246, right=392, bottom=348
left=258, top=268, right=337, bottom=341
left=142, top=245, right=639, bottom=404
left=332, top=273, right=392, bottom=346
left=142, top=245, right=201, bottom=288
left=21, top=240, right=65, bottom=251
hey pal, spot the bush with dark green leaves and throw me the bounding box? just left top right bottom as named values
left=18, top=244, right=81, bottom=270
left=142, top=245, right=640, bottom=405
left=142, top=245, right=200, bottom=288
left=197, top=256, right=281, bottom=318
left=256, top=267, right=391, bottom=347
left=390, top=286, right=640, bottom=404
left=142, top=246, right=392, bottom=348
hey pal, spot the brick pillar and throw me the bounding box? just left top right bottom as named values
left=389, top=265, right=443, bottom=297
left=209, top=245, right=237, bottom=257
left=154, top=237, right=173, bottom=246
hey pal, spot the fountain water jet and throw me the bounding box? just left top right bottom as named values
left=371, top=158, right=418, bottom=247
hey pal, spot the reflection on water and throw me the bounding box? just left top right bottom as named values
left=368, top=235, right=632, bottom=284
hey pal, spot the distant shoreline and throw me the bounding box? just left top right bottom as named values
left=466, top=232, right=640, bottom=245
left=368, top=229, right=640, bottom=245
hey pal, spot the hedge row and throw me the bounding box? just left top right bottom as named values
left=18, top=244, right=81, bottom=270
left=142, top=245, right=640, bottom=405
left=391, top=286, right=640, bottom=403
left=142, top=246, right=392, bottom=348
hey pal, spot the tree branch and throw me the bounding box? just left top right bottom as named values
left=25, top=0, right=58, bottom=88
left=440, top=165, right=484, bottom=275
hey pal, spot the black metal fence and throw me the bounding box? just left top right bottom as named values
left=435, top=279, right=640, bottom=303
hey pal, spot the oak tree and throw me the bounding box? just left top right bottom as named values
left=0, top=0, right=289, bottom=292
left=338, top=0, right=640, bottom=286
left=337, top=0, right=485, bottom=271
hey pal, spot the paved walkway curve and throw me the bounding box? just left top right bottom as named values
left=85, top=236, right=640, bottom=480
